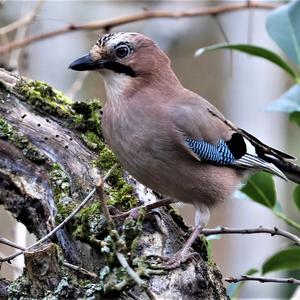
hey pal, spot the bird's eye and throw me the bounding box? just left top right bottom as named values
left=115, top=45, right=130, bottom=59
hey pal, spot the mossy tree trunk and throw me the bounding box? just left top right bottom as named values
left=0, top=68, right=229, bottom=300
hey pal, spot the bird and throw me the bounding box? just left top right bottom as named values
left=69, top=32, right=300, bottom=269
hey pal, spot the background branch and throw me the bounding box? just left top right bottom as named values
left=226, top=275, right=300, bottom=285
left=0, top=1, right=280, bottom=54
left=202, top=226, right=300, bottom=245
left=0, top=0, right=44, bottom=36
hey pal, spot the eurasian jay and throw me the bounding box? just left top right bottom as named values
left=69, top=32, right=300, bottom=269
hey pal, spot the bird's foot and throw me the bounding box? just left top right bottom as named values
left=149, top=223, right=203, bottom=270
left=148, top=250, right=200, bottom=270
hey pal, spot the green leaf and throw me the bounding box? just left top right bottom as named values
left=195, top=43, right=300, bottom=82
left=289, top=111, right=300, bottom=127
left=241, top=172, right=276, bottom=209
left=293, top=185, right=300, bottom=212
left=265, top=84, right=300, bottom=113
left=227, top=268, right=258, bottom=299
left=262, top=248, right=300, bottom=274
left=267, top=1, right=300, bottom=66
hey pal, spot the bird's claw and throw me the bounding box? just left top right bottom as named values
left=147, top=251, right=200, bottom=270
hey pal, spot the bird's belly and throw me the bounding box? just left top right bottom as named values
left=102, top=116, right=243, bottom=208
left=111, top=140, right=242, bottom=208
left=137, top=162, right=242, bottom=208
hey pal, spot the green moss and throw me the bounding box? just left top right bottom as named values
left=92, top=143, right=139, bottom=210
left=107, top=184, right=138, bottom=210
left=96, top=146, right=118, bottom=170
left=73, top=202, right=106, bottom=241
left=0, top=116, right=46, bottom=163
left=81, top=131, right=105, bottom=150
left=55, top=201, right=76, bottom=223
left=72, top=100, right=102, bottom=136
left=16, top=80, right=73, bottom=118
left=72, top=102, right=111, bottom=169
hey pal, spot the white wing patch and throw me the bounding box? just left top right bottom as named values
left=233, top=136, right=288, bottom=180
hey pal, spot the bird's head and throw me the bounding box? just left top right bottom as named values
left=69, top=32, right=170, bottom=78
left=69, top=32, right=180, bottom=102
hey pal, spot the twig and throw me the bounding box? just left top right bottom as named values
left=0, top=0, right=44, bottom=36
left=126, top=291, right=144, bottom=300
left=0, top=236, right=26, bottom=251
left=213, top=15, right=230, bottom=46
left=202, top=226, right=300, bottom=246
left=213, top=15, right=233, bottom=77
left=62, top=261, right=98, bottom=279
left=8, top=0, right=44, bottom=70
left=144, top=287, right=157, bottom=300
left=247, top=0, right=254, bottom=45
left=103, top=163, right=118, bottom=182
left=97, top=164, right=118, bottom=231
left=225, top=275, right=300, bottom=285
left=0, top=1, right=280, bottom=54
left=116, top=253, right=156, bottom=300
left=113, top=197, right=174, bottom=219
left=0, top=187, right=97, bottom=263
left=97, top=179, right=114, bottom=231
left=116, top=252, right=145, bottom=286
left=66, top=72, right=89, bottom=99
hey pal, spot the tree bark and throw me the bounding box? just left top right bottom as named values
left=0, top=68, right=229, bottom=299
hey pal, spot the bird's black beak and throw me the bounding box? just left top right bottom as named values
left=69, top=53, right=136, bottom=77
left=68, top=53, right=104, bottom=71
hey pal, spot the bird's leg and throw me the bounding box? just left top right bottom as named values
left=153, top=224, right=203, bottom=269
left=150, top=206, right=210, bottom=270
left=112, top=197, right=175, bottom=220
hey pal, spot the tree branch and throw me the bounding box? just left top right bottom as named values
left=226, top=275, right=300, bottom=285
left=202, top=226, right=300, bottom=246
left=62, top=261, right=98, bottom=279
left=0, top=1, right=280, bottom=54
left=0, top=236, right=26, bottom=251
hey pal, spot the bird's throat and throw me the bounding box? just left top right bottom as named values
left=102, top=71, right=134, bottom=104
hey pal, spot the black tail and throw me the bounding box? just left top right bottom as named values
left=268, top=158, right=300, bottom=184
left=237, top=128, right=300, bottom=184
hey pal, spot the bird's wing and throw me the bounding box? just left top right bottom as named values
left=184, top=135, right=287, bottom=180
left=168, top=92, right=291, bottom=180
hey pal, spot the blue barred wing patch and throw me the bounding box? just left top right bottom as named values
left=185, top=137, right=235, bottom=165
